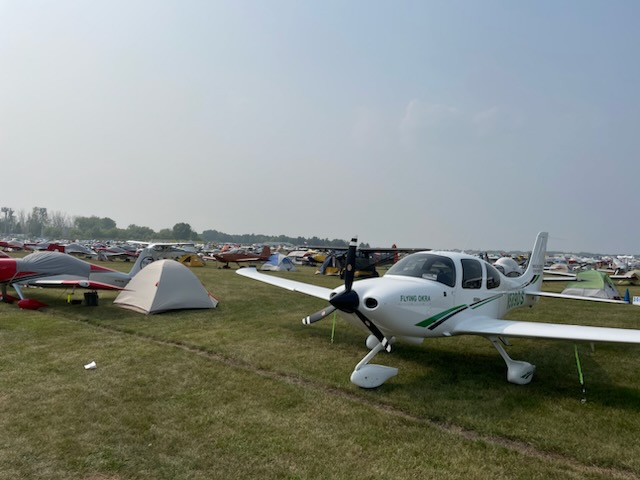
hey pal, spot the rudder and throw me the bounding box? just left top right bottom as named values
left=519, top=232, right=548, bottom=293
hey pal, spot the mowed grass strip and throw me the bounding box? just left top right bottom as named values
left=0, top=310, right=609, bottom=480
left=3, top=259, right=640, bottom=478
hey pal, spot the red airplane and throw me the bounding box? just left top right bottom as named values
left=0, top=239, right=25, bottom=251
left=211, top=245, right=271, bottom=269
left=0, top=249, right=149, bottom=310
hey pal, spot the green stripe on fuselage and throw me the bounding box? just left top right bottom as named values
left=415, top=294, right=504, bottom=329
left=415, top=305, right=467, bottom=328
left=470, top=294, right=503, bottom=309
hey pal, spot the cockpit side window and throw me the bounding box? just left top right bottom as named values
left=485, top=263, right=501, bottom=290
left=461, top=259, right=483, bottom=289
left=386, top=253, right=456, bottom=287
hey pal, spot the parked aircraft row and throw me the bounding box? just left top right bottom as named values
left=3, top=232, right=640, bottom=390
left=0, top=248, right=149, bottom=309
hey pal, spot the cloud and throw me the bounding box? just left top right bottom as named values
left=399, top=99, right=526, bottom=149
left=472, top=106, right=500, bottom=137
left=473, top=106, right=526, bottom=138
left=398, top=99, right=462, bottom=150
left=400, top=99, right=459, bottom=130
left=351, top=107, right=387, bottom=149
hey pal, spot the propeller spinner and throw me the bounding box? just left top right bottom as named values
left=302, top=237, right=392, bottom=352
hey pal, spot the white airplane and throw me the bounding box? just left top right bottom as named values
left=102, top=242, right=200, bottom=267
left=237, top=232, right=640, bottom=388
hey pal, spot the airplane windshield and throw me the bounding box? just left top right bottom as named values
left=386, top=253, right=456, bottom=287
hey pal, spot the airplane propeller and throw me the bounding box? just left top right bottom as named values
left=302, top=237, right=392, bottom=352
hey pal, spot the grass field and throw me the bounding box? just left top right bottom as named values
left=2, top=257, right=640, bottom=479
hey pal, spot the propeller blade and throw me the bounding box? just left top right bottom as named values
left=302, top=237, right=357, bottom=327
left=344, top=237, right=358, bottom=291
left=304, top=236, right=391, bottom=353
left=354, top=309, right=392, bottom=352
left=302, top=305, right=336, bottom=325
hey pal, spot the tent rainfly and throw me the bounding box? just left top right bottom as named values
left=260, top=253, right=296, bottom=272
left=114, top=260, right=218, bottom=314
left=562, top=270, right=621, bottom=300
left=179, top=253, right=205, bottom=267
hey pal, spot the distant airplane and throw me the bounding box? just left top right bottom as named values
left=610, top=270, right=640, bottom=285
left=32, top=242, right=97, bottom=257
left=0, top=239, right=25, bottom=251
left=0, top=249, right=150, bottom=309
left=136, top=243, right=199, bottom=264
left=93, top=244, right=138, bottom=261
left=211, top=245, right=271, bottom=269
left=309, top=245, right=429, bottom=278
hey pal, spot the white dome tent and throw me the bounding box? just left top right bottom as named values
left=114, top=260, right=218, bottom=314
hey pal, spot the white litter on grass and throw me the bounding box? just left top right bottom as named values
left=84, top=361, right=97, bottom=370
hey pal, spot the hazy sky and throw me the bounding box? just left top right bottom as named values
left=2, top=1, right=639, bottom=253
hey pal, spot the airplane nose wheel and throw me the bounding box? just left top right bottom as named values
left=350, top=335, right=398, bottom=388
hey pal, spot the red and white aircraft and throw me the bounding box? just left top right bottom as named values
left=211, top=245, right=271, bottom=269
left=238, top=233, right=640, bottom=388
left=0, top=239, right=25, bottom=251
left=0, top=249, right=150, bottom=309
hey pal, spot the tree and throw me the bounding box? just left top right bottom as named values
left=100, top=217, right=117, bottom=230
left=15, top=209, right=26, bottom=234
left=45, top=211, right=73, bottom=239
left=27, top=207, right=48, bottom=237
left=172, top=223, right=194, bottom=241
left=73, top=216, right=120, bottom=239
left=0, top=207, right=14, bottom=235
left=124, top=224, right=155, bottom=241
left=157, top=228, right=173, bottom=240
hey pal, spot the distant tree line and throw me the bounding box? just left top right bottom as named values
left=0, top=206, right=350, bottom=246
left=200, top=230, right=349, bottom=247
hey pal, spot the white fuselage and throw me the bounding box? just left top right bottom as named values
left=333, top=251, right=539, bottom=342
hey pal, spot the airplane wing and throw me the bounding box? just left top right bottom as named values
left=531, top=290, right=633, bottom=305
left=19, top=278, right=125, bottom=291
left=299, top=245, right=429, bottom=254
left=236, top=268, right=332, bottom=301
left=451, top=316, right=640, bottom=343
left=611, top=271, right=639, bottom=280
left=543, top=270, right=578, bottom=279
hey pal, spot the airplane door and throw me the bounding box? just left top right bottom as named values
left=428, top=260, right=457, bottom=312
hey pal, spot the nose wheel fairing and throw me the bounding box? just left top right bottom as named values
left=350, top=336, right=398, bottom=389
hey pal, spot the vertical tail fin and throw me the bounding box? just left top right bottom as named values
left=519, top=232, right=548, bottom=293
left=129, top=247, right=154, bottom=277
left=259, top=246, right=271, bottom=260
